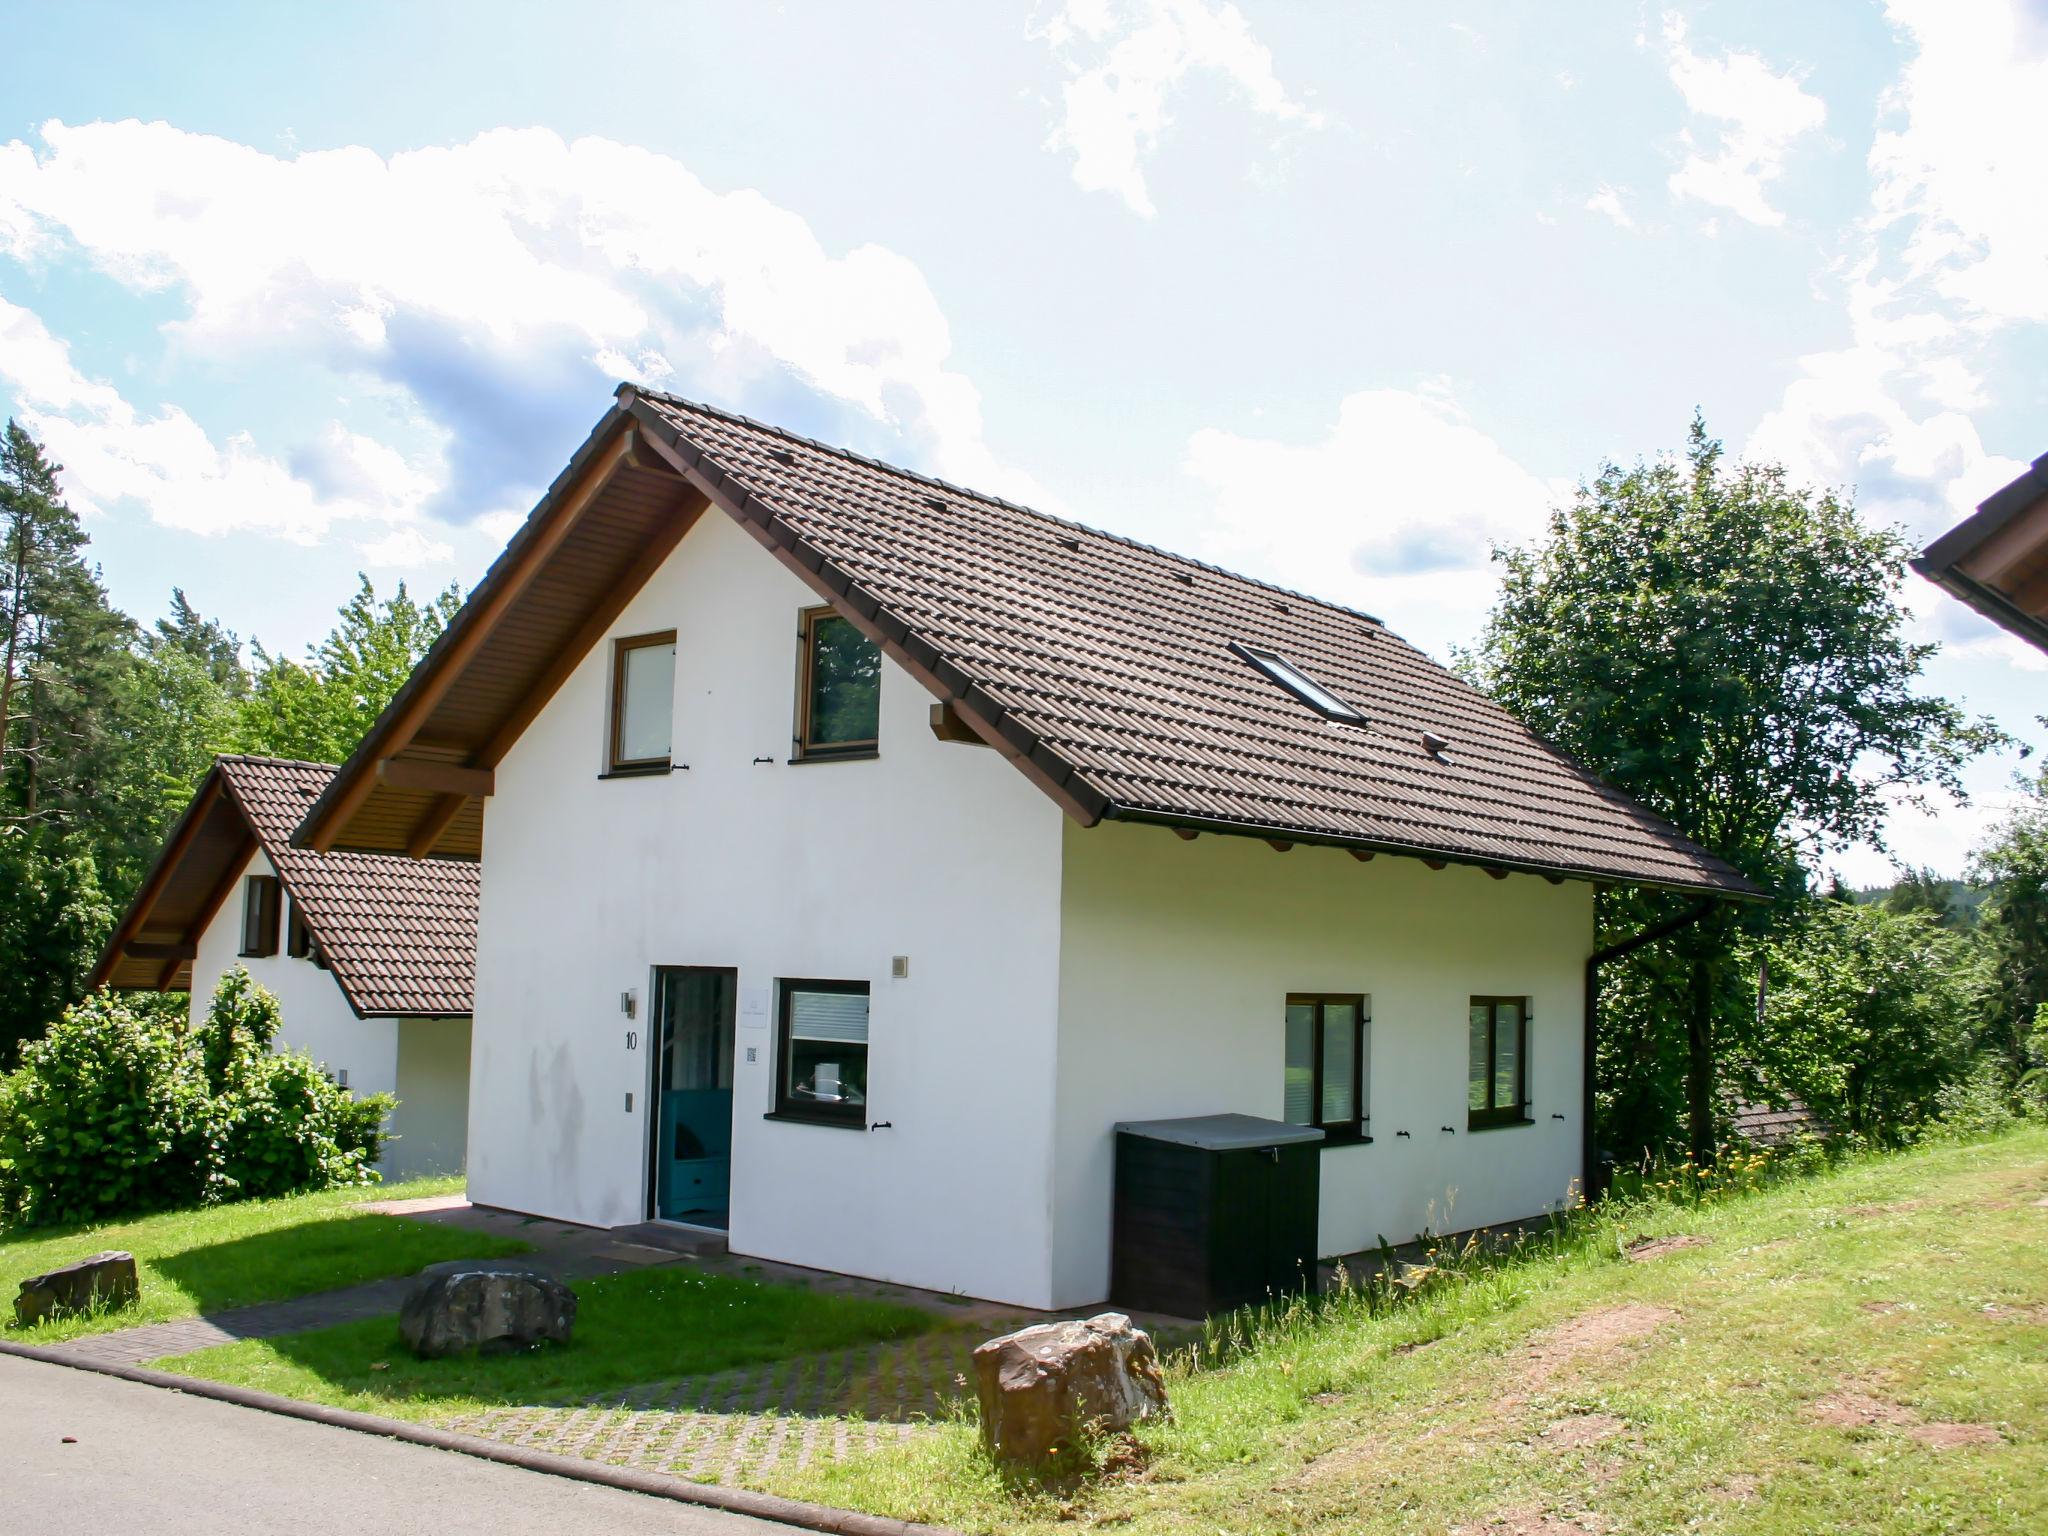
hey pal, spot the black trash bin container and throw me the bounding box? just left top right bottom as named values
left=1110, top=1113, right=1323, bottom=1318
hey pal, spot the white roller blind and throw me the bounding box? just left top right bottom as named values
left=790, top=988, right=868, bottom=1043
left=617, top=642, right=675, bottom=762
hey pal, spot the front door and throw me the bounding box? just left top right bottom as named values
left=650, top=967, right=736, bottom=1226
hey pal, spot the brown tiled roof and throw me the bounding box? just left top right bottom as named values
left=220, top=757, right=475, bottom=1015
left=630, top=392, right=1755, bottom=896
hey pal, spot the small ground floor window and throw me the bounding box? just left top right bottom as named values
left=776, top=980, right=869, bottom=1126
left=1468, top=996, right=1531, bottom=1129
left=1283, top=993, right=1370, bottom=1143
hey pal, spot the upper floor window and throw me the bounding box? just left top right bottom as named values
left=609, top=631, right=676, bottom=773
left=796, top=606, right=880, bottom=758
left=1468, top=996, right=1531, bottom=1130
left=286, top=900, right=314, bottom=960
left=240, top=875, right=281, bottom=958
left=1284, top=993, right=1370, bottom=1144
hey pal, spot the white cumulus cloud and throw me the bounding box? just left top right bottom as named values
left=1037, top=0, right=1323, bottom=217
left=0, top=293, right=434, bottom=544
left=1182, top=384, right=1566, bottom=657
left=0, top=120, right=1027, bottom=534
left=1661, top=12, right=1825, bottom=227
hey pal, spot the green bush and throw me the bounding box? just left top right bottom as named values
left=0, top=969, right=391, bottom=1227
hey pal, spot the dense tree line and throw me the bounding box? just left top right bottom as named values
left=0, top=421, right=459, bottom=1065
left=1466, top=418, right=2039, bottom=1166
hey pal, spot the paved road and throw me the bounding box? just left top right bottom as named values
left=0, top=1355, right=787, bottom=1536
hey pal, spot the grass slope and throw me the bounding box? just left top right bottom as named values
left=157, top=1266, right=937, bottom=1418
left=1, top=1177, right=528, bottom=1342
left=791, top=1129, right=2048, bottom=1534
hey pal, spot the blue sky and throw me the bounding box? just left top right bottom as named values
left=1, top=1, right=2042, bottom=883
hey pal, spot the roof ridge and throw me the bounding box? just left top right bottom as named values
left=629, top=385, right=1388, bottom=631
left=216, top=753, right=342, bottom=773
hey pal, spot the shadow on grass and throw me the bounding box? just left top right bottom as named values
left=171, top=1265, right=947, bottom=1421
left=148, top=1214, right=529, bottom=1320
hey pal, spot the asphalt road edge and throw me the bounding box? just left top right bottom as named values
left=0, top=1338, right=962, bottom=1536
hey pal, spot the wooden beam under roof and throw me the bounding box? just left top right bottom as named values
left=302, top=424, right=635, bottom=852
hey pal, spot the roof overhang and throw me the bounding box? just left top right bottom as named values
left=90, top=767, right=255, bottom=993
left=297, top=389, right=1093, bottom=859
left=1914, top=451, right=2048, bottom=654
left=294, top=399, right=711, bottom=858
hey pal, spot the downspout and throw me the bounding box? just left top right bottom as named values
left=1582, top=897, right=1715, bottom=1202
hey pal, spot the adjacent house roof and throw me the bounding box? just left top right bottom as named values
left=297, top=387, right=1757, bottom=898
left=93, top=756, right=476, bottom=1017
left=1914, top=451, right=2048, bottom=654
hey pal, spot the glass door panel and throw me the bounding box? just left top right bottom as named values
left=653, top=967, right=736, bottom=1226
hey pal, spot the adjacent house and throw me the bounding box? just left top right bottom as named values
left=293, top=388, right=1756, bottom=1310
left=93, top=755, right=476, bottom=1181
left=1915, top=450, right=2048, bottom=655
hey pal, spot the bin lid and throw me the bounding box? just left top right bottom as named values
left=1113, top=1113, right=1326, bottom=1150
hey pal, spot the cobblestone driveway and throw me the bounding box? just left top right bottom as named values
left=441, top=1327, right=995, bottom=1485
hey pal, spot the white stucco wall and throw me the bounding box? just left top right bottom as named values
left=471, top=508, right=1068, bottom=1305
left=190, top=848, right=470, bottom=1183
left=1049, top=820, right=1593, bottom=1308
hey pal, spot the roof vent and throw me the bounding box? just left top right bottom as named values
left=1174, top=571, right=1195, bottom=586
left=1228, top=642, right=1367, bottom=727
left=1058, top=536, right=1082, bottom=552
left=1270, top=599, right=1291, bottom=614
left=1421, top=731, right=1450, bottom=759
left=769, top=448, right=795, bottom=466
left=923, top=495, right=949, bottom=513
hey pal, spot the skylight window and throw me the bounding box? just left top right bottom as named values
left=1229, top=642, right=1367, bottom=726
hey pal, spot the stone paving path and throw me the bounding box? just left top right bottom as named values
left=31, top=1195, right=1184, bottom=1491
left=41, top=1274, right=421, bottom=1368
left=443, top=1327, right=996, bottom=1487
left=38, top=1199, right=672, bottom=1369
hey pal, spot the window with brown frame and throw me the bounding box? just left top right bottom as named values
left=773, top=980, right=870, bottom=1126
left=794, top=605, right=880, bottom=759
left=286, top=900, right=314, bottom=960
left=608, top=631, right=677, bottom=773
left=1468, top=996, right=1531, bottom=1130
left=240, top=875, right=281, bottom=958
left=1283, top=993, right=1370, bottom=1144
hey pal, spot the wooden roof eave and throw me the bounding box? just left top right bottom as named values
left=292, top=397, right=642, bottom=856
left=89, top=767, right=229, bottom=992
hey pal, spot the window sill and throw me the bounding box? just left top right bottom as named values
left=762, top=1110, right=867, bottom=1130
left=598, top=764, right=682, bottom=780
left=1319, top=1132, right=1374, bottom=1149
left=1467, top=1115, right=1536, bottom=1133
left=786, top=749, right=880, bottom=765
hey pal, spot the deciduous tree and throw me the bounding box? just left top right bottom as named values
left=1465, top=418, right=1995, bottom=1162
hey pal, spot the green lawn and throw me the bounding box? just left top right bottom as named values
left=784, top=1128, right=2048, bottom=1534
left=157, top=1266, right=937, bottom=1417
left=1, top=1177, right=529, bottom=1343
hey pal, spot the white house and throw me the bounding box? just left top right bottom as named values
left=292, top=388, right=1754, bottom=1310
left=94, top=755, right=476, bottom=1182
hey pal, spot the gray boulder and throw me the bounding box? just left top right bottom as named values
left=973, top=1312, right=1169, bottom=1463
left=398, top=1261, right=576, bottom=1359
left=15, top=1250, right=140, bottom=1327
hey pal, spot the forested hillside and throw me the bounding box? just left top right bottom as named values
left=0, top=421, right=459, bottom=1063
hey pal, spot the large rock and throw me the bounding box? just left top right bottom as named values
left=973, top=1312, right=1169, bottom=1463
left=398, top=1261, right=577, bottom=1359
left=15, top=1250, right=139, bottom=1327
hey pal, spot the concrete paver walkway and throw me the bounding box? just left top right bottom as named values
left=2, top=1352, right=790, bottom=1535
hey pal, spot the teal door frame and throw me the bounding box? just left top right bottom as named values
left=645, top=966, right=737, bottom=1228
